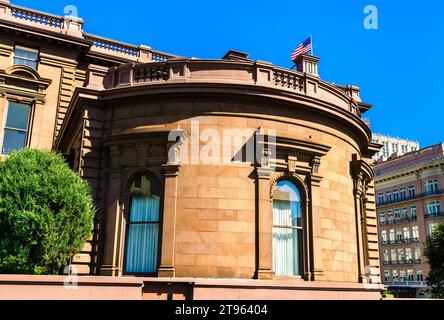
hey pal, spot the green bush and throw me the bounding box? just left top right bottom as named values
left=424, top=223, right=444, bottom=298
left=0, top=148, right=95, bottom=274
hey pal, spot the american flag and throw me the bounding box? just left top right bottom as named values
left=290, top=37, right=312, bottom=61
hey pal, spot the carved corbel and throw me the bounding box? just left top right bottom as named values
left=311, top=156, right=321, bottom=174
left=287, top=155, right=297, bottom=173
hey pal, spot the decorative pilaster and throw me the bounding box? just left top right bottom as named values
left=307, top=155, right=325, bottom=280
left=350, top=154, right=374, bottom=283
left=100, top=146, right=124, bottom=276
left=255, top=167, right=274, bottom=280
left=353, top=178, right=366, bottom=283
left=157, top=163, right=180, bottom=277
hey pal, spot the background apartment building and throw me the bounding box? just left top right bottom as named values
left=372, top=134, right=419, bottom=163
left=375, top=143, right=444, bottom=298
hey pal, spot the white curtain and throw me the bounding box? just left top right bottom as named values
left=125, top=195, right=160, bottom=273
left=272, top=199, right=301, bottom=276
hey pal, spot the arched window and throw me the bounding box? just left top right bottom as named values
left=125, top=174, right=161, bottom=274
left=272, top=180, right=303, bottom=276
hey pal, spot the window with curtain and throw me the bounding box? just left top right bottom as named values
left=125, top=174, right=161, bottom=274
left=272, top=180, right=303, bottom=276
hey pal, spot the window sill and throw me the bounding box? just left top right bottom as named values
left=272, top=275, right=304, bottom=281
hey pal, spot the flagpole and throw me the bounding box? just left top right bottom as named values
left=310, top=34, right=314, bottom=56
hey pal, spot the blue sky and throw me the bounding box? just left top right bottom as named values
left=15, top=0, right=444, bottom=147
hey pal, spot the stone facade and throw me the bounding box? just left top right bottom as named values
left=0, top=0, right=384, bottom=299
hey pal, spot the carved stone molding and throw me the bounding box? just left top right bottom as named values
left=162, top=163, right=181, bottom=177
left=269, top=171, right=310, bottom=203
left=0, top=65, right=51, bottom=103
left=350, top=154, right=374, bottom=198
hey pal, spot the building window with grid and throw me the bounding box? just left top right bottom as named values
left=392, top=143, right=398, bottom=154
left=403, top=227, right=410, bottom=242
left=412, top=226, right=419, bottom=242
left=410, top=206, right=417, bottom=221
left=408, top=185, right=415, bottom=199
left=399, top=270, right=406, bottom=281
left=378, top=193, right=384, bottom=206
left=396, top=229, right=403, bottom=243
left=381, top=230, right=387, bottom=244
left=401, top=208, right=408, bottom=222
left=1, top=101, right=31, bottom=155
left=389, top=229, right=395, bottom=244
left=414, top=247, right=421, bottom=263
left=383, top=250, right=389, bottom=264
left=405, top=248, right=412, bottom=263
left=426, top=201, right=441, bottom=218
left=383, top=142, right=389, bottom=158
left=399, top=187, right=406, bottom=201
left=407, top=269, right=414, bottom=281
left=398, top=248, right=404, bottom=263
left=392, top=270, right=399, bottom=281
left=393, top=190, right=399, bottom=202
left=416, top=270, right=423, bottom=281
left=13, top=45, right=39, bottom=69
left=379, top=212, right=385, bottom=225
left=391, top=249, right=397, bottom=264
left=424, top=179, right=439, bottom=196
left=386, top=191, right=392, bottom=204
left=387, top=210, right=394, bottom=223
left=428, top=223, right=439, bottom=237
left=394, top=209, right=401, bottom=222
left=384, top=270, right=390, bottom=281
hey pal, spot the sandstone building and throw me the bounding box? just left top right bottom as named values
left=0, top=0, right=384, bottom=299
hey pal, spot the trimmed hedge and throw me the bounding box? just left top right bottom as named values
left=0, top=148, right=95, bottom=274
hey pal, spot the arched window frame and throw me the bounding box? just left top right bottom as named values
left=122, top=171, right=164, bottom=276
left=270, top=173, right=311, bottom=280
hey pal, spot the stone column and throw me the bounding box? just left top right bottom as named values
left=100, top=146, right=124, bottom=276
left=353, top=185, right=366, bottom=283
left=255, top=167, right=274, bottom=280
left=308, top=174, right=324, bottom=281
left=157, top=163, right=180, bottom=277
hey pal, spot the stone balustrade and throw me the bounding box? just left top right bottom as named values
left=10, top=6, right=63, bottom=28
left=84, top=34, right=139, bottom=57
left=0, top=0, right=174, bottom=62
left=104, top=59, right=366, bottom=120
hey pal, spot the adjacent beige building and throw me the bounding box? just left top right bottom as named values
left=0, top=0, right=385, bottom=299
left=375, top=143, right=444, bottom=298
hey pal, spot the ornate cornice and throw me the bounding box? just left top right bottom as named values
left=0, top=65, right=52, bottom=103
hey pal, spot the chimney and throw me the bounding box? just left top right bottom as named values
left=222, top=49, right=251, bottom=62
left=295, top=54, right=320, bottom=77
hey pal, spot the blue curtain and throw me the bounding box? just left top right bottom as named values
left=125, top=195, right=160, bottom=273
left=272, top=199, right=301, bottom=276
